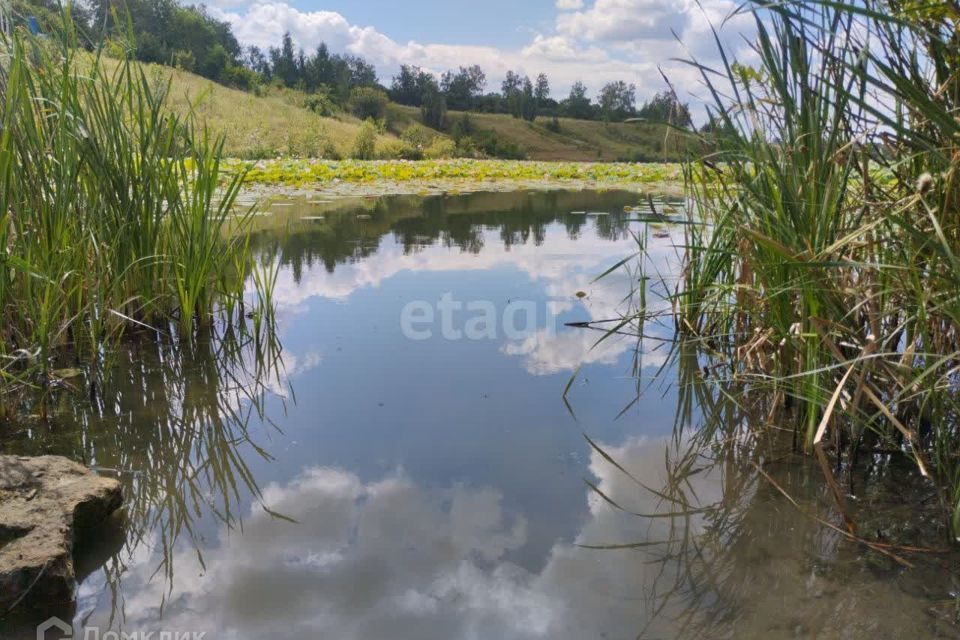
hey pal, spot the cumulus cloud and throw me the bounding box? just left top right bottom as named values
left=252, top=214, right=679, bottom=375
left=209, top=0, right=753, bottom=109
left=76, top=427, right=938, bottom=638
left=557, top=0, right=692, bottom=42
left=77, top=436, right=729, bottom=639
left=520, top=35, right=609, bottom=63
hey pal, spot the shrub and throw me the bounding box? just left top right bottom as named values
left=103, top=38, right=131, bottom=59
left=401, top=123, right=434, bottom=149
left=305, top=90, right=337, bottom=116
left=286, top=128, right=330, bottom=158
left=348, top=87, right=389, bottom=121
left=222, top=64, right=260, bottom=91
left=351, top=120, right=378, bottom=159
left=469, top=130, right=526, bottom=159
left=450, top=114, right=475, bottom=141
left=377, top=139, right=422, bottom=160
left=172, top=50, right=196, bottom=72
left=455, top=136, right=479, bottom=158
left=424, top=138, right=457, bottom=159
left=320, top=139, right=342, bottom=160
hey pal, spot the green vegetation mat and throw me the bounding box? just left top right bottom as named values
left=232, top=159, right=683, bottom=188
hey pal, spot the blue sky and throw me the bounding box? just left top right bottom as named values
left=210, top=1, right=755, bottom=111
left=291, top=0, right=556, bottom=48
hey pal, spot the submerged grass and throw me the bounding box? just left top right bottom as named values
left=658, top=1, right=960, bottom=541
left=0, top=21, right=271, bottom=414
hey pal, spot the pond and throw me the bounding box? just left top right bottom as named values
left=2, top=189, right=958, bottom=639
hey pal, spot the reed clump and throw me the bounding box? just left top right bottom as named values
left=673, top=1, right=960, bottom=539
left=0, top=22, right=267, bottom=408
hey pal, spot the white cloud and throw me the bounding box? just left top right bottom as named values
left=251, top=217, right=679, bottom=376
left=557, top=0, right=692, bottom=42
left=76, top=425, right=939, bottom=638
left=210, top=1, right=753, bottom=111
left=520, top=35, right=609, bottom=63
left=77, top=435, right=730, bottom=639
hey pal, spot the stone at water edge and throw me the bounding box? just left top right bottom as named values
left=0, top=455, right=122, bottom=611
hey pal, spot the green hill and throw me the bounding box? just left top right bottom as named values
left=149, top=62, right=689, bottom=162
left=387, top=105, right=691, bottom=162
left=148, top=62, right=394, bottom=158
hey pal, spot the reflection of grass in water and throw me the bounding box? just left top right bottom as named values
left=580, top=364, right=960, bottom=636
left=576, top=1, right=960, bottom=622
left=12, top=314, right=290, bottom=620
left=590, top=1, right=960, bottom=550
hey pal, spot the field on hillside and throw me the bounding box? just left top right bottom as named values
left=140, top=62, right=692, bottom=162
left=143, top=62, right=393, bottom=158
left=388, top=105, right=693, bottom=162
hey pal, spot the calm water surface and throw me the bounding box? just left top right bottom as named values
left=2, top=190, right=958, bottom=639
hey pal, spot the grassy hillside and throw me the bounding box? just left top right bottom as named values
left=146, top=61, right=689, bottom=162
left=389, top=105, right=692, bottom=162
left=142, top=62, right=397, bottom=159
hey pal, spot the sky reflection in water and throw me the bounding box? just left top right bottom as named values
left=3, top=190, right=957, bottom=639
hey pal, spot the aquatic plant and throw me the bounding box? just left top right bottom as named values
left=236, top=158, right=683, bottom=187
left=665, top=0, right=960, bottom=540
left=0, top=18, right=269, bottom=411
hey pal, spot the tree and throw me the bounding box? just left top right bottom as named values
left=390, top=65, right=435, bottom=107
left=637, top=91, right=693, bottom=128
left=534, top=73, right=550, bottom=116
left=520, top=76, right=536, bottom=121
left=502, top=70, right=535, bottom=119
left=247, top=46, right=271, bottom=78
left=441, top=65, right=486, bottom=111
left=502, top=71, right=521, bottom=117
left=346, top=56, right=378, bottom=87
left=258, top=36, right=378, bottom=103
left=304, top=43, right=334, bottom=91
left=562, top=81, right=594, bottom=120
left=599, top=81, right=636, bottom=122
left=474, top=93, right=504, bottom=113
left=348, top=87, right=389, bottom=121
left=90, top=0, right=249, bottom=87
left=12, top=0, right=96, bottom=43
left=270, top=32, right=299, bottom=87
left=421, top=79, right=448, bottom=129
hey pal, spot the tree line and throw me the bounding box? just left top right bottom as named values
left=14, top=0, right=696, bottom=129
left=387, top=64, right=693, bottom=127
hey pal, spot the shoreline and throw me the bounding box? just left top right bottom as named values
left=227, top=159, right=687, bottom=201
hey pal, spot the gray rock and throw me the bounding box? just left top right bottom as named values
left=0, top=455, right=122, bottom=612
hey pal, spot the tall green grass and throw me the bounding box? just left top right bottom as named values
left=669, top=1, right=960, bottom=540
left=0, top=20, right=266, bottom=412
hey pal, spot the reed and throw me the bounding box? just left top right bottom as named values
left=664, top=1, right=960, bottom=539
left=0, top=17, right=267, bottom=410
